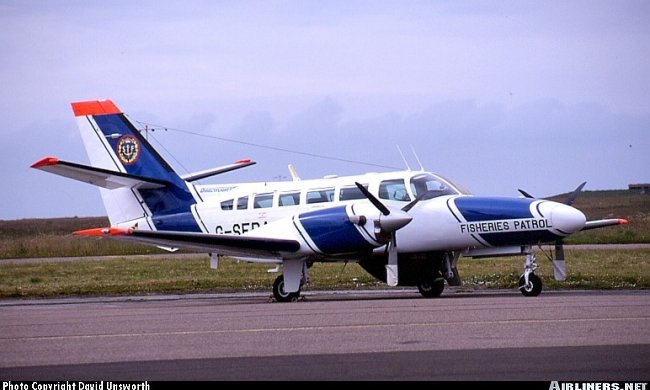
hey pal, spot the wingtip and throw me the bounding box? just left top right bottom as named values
left=31, top=156, right=59, bottom=169
left=73, top=227, right=133, bottom=236
left=618, top=219, right=629, bottom=225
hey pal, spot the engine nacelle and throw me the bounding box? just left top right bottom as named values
left=295, top=205, right=383, bottom=255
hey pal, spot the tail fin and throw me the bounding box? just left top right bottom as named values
left=71, top=100, right=200, bottom=232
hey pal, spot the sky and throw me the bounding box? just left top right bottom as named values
left=1, top=0, right=649, bottom=219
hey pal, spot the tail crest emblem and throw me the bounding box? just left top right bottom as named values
left=117, top=136, right=141, bottom=165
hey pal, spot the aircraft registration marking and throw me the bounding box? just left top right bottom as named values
left=215, top=221, right=268, bottom=235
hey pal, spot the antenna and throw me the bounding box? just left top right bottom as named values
left=396, top=145, right=411, bottom=171
left=410, top=144, right=425, bottom=171
left=288, top=164, right=301, bottom=181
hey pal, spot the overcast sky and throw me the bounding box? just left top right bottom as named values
left=1, top=0, right=649, bottom=219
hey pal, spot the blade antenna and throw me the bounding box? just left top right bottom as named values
left=410, top=144, right=425, bottom=171
left=396, top=145, right=411, bottom=171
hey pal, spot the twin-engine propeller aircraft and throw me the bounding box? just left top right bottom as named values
left=32, top=100, right=628, bottom=301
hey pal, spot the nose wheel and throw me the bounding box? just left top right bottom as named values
left=519, top=246, right=543, bottom=297
left=273, top=275, right=301, bottom=302
left=518, top=273, right=542, bottom=296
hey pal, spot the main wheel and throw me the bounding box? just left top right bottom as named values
left=273, top=275, right=301, bottom=302
left=518, top=273, right=543, bottom=297
left=417, top=276, right=445, bottom=298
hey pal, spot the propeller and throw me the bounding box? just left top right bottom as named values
left=517, top=181, right=587, bottom=281
left=401, top=190, right=439, bottom=212
left=563, top=181, right=586, bottom=206
left=354, top=182, right=413, bottom=286
left=518, top=188, right=535, bottom=199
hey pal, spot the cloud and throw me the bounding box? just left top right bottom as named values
left=1, top=1, right=649, bottom=218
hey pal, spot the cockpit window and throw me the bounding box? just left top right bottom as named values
left=379, top=179, right=411, bottom=201
left=409, top=173, right=459, bottom=199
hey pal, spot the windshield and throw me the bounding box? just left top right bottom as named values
left=409, top=173, right=460, bottom=199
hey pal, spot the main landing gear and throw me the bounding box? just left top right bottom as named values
left=417, top=273, right=445, bottom=298
left=272, top=261, right=309, bottom=302
left=272, top=275, right=301, bottom=302
left=519, top=246, right=543, bottom=297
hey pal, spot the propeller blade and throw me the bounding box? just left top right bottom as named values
left=518, top=189, right=535, bottom=198
left=355, top=182, right=390, bottom=216
left=553, top=239, right=567, bottom=281
left=563, top=181, right=586, bottom=206
left=401, top=190, right=437, bottom=212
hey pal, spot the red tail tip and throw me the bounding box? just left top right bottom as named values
left=31, top=157, right=59, bottom=169
left=71, top=100, right=121, bottom=117
left=73, top=227, right=133, bottom=236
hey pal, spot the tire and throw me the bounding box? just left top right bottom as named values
left=273, top=275, right=300, bottom=302
left=518, top=273, right=543, bottom=297
left=417, top=277, right=445, bottom=298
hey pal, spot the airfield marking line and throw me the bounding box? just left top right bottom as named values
left=3, top=316, right=648, bottom=342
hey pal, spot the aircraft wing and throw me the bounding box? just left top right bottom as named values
left=74, top=227, right=301, bottom=258
left=581, top=218, right=628, bottom=231
left=31, top=157, right=168, bottom=190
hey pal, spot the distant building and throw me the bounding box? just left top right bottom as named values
left=628, top=183, right=650, bottom=194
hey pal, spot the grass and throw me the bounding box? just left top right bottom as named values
left=1, top=249, right=648, bottom=298
left=0, top=217, right=181, bottom=259
left=549, top=189, right=650, bottom=244
left=458, top=248, right=650, bottom=290
left=0, top=189, right=647, bottom=298
left=0, top=257, right=379, bottom=298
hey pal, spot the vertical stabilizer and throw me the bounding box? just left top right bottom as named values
left=71, top=100, right=200, bottom=232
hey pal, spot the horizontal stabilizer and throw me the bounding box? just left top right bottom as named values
left=582, top=219, right=628, bottom=231
left=73, top=227, right=301, bottom=257
left=31, top=157, right=168, bottom=190
left=181, top=159, right=256, bottom=182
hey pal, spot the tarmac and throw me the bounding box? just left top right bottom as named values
left=1, top=288, right=648, bottom=380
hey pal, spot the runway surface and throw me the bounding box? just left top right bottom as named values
left=1, top=289, right=649, bottom=380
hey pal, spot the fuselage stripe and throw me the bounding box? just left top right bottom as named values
left=446, top=197, right=463, bottom=223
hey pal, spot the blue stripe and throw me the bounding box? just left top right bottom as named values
left=93, top=114, right=200, bottom=232
left=299, top=206, right=376, bottom=254
left=454, top=197, right=534, bottom=222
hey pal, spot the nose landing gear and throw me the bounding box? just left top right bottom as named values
left=519, top=246, right=543, bottom=296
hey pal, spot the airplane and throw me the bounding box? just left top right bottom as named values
left=31, top=99, right=628, bottom=301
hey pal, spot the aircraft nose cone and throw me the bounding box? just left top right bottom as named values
left=550, top=203, right=586, bottom=234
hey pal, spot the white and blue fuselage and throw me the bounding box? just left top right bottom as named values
left=33, top=99, right=625, bottom=300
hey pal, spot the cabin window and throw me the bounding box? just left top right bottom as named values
left=220, top=199, right=234, bottom=210
left=339, top=185, right=367, bottom=201
left=410, top=173, right=458, bottom=199
left=378, top=179, right=411, bottom=201
left=306, top=188, right=335, bottom=204
left=253, top=193, right=274, bottom=209
left=279, top=192, right=300, bottom=207
left=236, top=196, right=248, bottom=210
